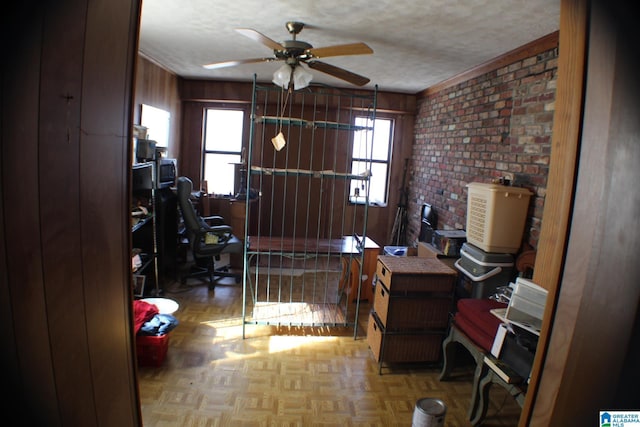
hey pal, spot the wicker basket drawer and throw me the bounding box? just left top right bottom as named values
left=376, top=256, right=456, bottom=293
left=367, top=311, right=445, bottom=364
left=373, top=281, right=453, bottom=330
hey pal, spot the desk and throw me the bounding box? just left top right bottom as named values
left=246, top=235, right=379, bottom=301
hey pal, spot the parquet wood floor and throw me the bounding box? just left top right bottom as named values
left=137, top=275, right=522, bottom=426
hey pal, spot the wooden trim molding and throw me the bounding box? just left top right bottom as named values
left=418, top=31, right=559, bottom=98
left=523, top=0, right=588, bottom=425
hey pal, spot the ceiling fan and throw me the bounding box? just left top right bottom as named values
left=203, top=21, right=373, bottom=88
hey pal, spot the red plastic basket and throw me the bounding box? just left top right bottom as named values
left=136, top=334, right=169, bottom=367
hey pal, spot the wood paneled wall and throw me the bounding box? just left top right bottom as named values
left=134, top=56, right=181, bottom=159
left=179, top=80, right=417, bottom=247
left=1, top=1, right=141, bottom=425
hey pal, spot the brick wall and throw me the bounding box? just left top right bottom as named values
left=409, top=47, right=558, bottom=251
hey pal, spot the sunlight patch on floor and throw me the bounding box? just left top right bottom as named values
left=200, top=316, right=339, bottom=361
left=267, top=334, right=338, bottom=353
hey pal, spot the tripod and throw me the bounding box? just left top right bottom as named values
left=390, top=159, right=409, bottom=246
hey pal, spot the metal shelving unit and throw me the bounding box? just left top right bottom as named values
left=241, top=79, right=377, bottom=337
left=132, top=162, right=160, bottom=297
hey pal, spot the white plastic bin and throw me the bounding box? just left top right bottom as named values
left=466, top=182, right=532, bottom=254
left=383, top=246, right=408, bottom=257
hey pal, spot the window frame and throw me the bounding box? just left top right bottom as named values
left=349, top=115, right=394, bottom=206
left=201, top=106, right=248, bottom=196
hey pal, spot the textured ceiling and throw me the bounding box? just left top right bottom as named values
left=139, top=0, right=560, bottom=94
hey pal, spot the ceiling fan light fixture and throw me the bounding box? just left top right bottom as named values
left=272, top=63, right=313, bottom=90
left=272, top=64, right=293, bottom=88
left=292, top=65, right=313, bottom=90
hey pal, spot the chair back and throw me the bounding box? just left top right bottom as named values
left=176, top=176, right=201, bottom=237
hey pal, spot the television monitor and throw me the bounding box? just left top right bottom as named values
left=132, top=162, right=154, bottom=191
left=156, top=158, right=177, bottom=189
left=135, top=138, right=156, bottom=162
left=419, top=203, right=438, bottom=243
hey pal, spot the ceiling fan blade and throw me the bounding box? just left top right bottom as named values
left=203, top=57, right=273, bottom=70
left=306, top=61, right=370, bottom=86
left=235, top=28, right=284, bottom=51
left=307, top=42, right=373, bottom=59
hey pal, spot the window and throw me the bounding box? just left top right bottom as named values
left=349, top=117, right=393, bottom=205
left=140, top=104, right=170, bottom=148
left=202, top=108, right=244, bottom=196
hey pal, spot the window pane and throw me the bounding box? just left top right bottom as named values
left=350, top=161, right=388, bottom=205
left=205, top=110, right=243, bottom=152
left=141, top=104, right=170, bottom=148
left=352, top=117, right=373, bottom=159
left=371, top=119, right=391, bottom=161
left=351, top=116, right=393, bottom=205
left=353, top=117, right=391, bottom=162
left=203, top=153, right=241, bottom=196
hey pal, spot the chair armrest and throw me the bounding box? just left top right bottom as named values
left=203, top=215, right=225, bottom=225
left=203, top=224, right=232, bottom=234
left=193, top=225, right=234, bottom=246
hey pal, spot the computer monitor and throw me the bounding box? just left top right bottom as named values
left=132, top=162, right=154, bottom=191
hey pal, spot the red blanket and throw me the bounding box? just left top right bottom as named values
left=133, top=300, right=159, bottom=334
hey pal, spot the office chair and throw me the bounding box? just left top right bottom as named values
left=176, top=176, right=243, bottom=290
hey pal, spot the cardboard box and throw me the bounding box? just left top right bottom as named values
left=432, top=230, right=466, bottom=257
left=417, top=241, right=439, bottom=258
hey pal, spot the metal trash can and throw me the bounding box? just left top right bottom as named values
left=412, top=398, right=446, bottom=427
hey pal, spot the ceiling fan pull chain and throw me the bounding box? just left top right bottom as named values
left=278, top=84, right=291, bottom=135
left=271, top=83, right=292, bottom=152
